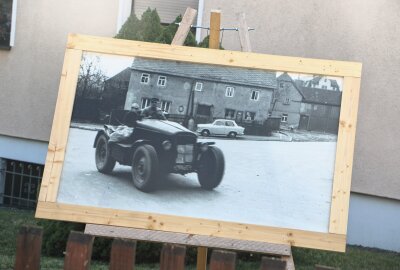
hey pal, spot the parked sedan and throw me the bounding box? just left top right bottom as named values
left=197, top=119, right=245, bottom=138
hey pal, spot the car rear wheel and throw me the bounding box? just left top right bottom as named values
left=228, top=131, right=237, bottom=138
left=131, top=144, right=159, bottom=192
left=201, top=129, right=210, bottom=137
left=95, top=134, right=116, bottom=174
left=197, top=146, right=225, bottom=190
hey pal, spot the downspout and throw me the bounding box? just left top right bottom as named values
left=195, top=0, right=205, bottom=43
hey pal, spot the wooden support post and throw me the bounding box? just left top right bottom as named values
left=64, top=231, right=94, bottom=270
left=209, top=250, right=236, bottom=270
left=14, top=226, right=43, bottom=270
left=260, top=256, right=287, bottom=270
left=236, top=12, right=252, bottom=52
left=109, top=238, right=137, bottom=270
left=172, top=7, right=198, bottom=46
left=209, top=10, right=221, bottom=49
left=196, top=246, right=208, bottom=270
left=160, top=244, right=186, bottom=270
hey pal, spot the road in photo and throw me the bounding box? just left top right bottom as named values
left=58, top=128, right=336, bottom=233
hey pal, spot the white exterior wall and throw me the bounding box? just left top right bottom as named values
left=134, top=0, right=199, bottom=23
left=348, top=193, right=400, bottom=252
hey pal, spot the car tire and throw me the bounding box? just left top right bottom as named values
left=131, top=144, right=159, bottom=192
left=228, top=131, right=237, bottom=138
left=197, top=146, right=225, bottom=190
left=201, top=129, right=210, bottom=137
left=95, top=134, right=116, bottom=174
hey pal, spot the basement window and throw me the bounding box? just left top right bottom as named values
left=0, top=0, right=17, bottom=49
left=0, top=158, right=43, bottom=209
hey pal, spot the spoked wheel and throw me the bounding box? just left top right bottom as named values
left=95, top=134, right=116, bottom=173
left=131, top=144, right=159, bottom=192
left=197, top=146, right=225, bottom=190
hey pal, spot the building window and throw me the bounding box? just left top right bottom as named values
left=157, top=76, right=167, bottom=87
left=283, top=97, right=290, bottom=105
left=281, top=113, right=288, bottom=122
left=225, top=86, right=234, bottom=97
left=0, top=159, right=43, bottom=209
left=279, top=82, right=284, bottom=88
left=195, top=82, right=203, bottom=91
left=160, top=100, right=171, bottom=113
left=225, top=109, right=235, bottom=119
left=250, top=90, right=259, bottom=101
left=0, top=0, right=16, bottom=48
left=322, top=85, right=327, bottom=89
left=244, top=111, right=255, bottom=121
left=141, top=97, right=171, bottom=113
left=140, top=73, right=150, bottom=84
left=197, top=104, right=212, bottom=116
left=141, top=98, right=151, bottom=109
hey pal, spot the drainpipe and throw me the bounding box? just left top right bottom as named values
left=195, top=0, right=205, bottom=43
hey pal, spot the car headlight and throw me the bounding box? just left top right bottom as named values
left=162, top=140, right=172, bottom=151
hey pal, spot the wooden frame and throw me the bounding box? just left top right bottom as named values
left=36, top=34, right=362, bottom=252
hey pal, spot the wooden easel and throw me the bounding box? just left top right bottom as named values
left=85, top=7, right=295, bottom=270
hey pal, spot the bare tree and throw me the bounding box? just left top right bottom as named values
left=76, top=55, right=108, bottom=99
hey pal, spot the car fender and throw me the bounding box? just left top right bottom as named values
left=93, top=130, right=108, bottom=148
left=130, top=139, right=152, bottom=152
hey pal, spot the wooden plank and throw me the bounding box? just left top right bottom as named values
left=84, top=224, right=291, bottom=255
left=37, top=202, right=346, bottom=252
left=260, top=257, right=287, bottom=270
left=209, top=10, right=221, bottom=49
left=209, top=250, right=236, bottom=270
left=64, top=231, right=94, bottom=270
left=39, top=49, right=82, bottom=203
left=160, top=244, right=186, bottom=270
left=236, top=12, right=252, bottom=52
left=14, top=226, right=42, bottom=270
left=109, top=238, right=137, bottom=270
left=66, top=34, right=362, bottom=77
left=171, top=7, right=197, bottom=46
left=283, top=255, right=295, bottom=270
left=329, top=77, right=361, bottom=235
left=196, top=247, right=208, bottom=270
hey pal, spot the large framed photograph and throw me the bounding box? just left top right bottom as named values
left=36, top=34, right=362, bottom=252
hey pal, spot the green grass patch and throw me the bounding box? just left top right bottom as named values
left=0, top=207, right=399, bottom=270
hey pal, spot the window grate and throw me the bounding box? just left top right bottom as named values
left=0, top=159, right=43, bottom=209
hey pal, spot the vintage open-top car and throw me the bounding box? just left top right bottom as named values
left=93, top=110, right=225, bottom=192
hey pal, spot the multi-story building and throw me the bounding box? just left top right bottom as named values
left=124, top=58, right=276, bottom=125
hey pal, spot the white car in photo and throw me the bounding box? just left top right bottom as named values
left=197, top=119, right=245, bottom=138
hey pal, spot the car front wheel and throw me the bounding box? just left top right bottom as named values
left=131, top=144, right=159, bottom=192
left=228, top=131, right=237, bottom=138
left=201, top=129, right=210, bottom=137
left=197, top=146, right=225, bottom=190
left=95, top=134, right=116, bottom=174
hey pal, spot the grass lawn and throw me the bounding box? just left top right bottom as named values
left=0, top=207, right=399, bottom=270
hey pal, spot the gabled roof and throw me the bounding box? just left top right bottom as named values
left=130, top=57, right=277, bottom=89
left=276, top=72, right=293, bottom=82
left=276, top=72, right=305, bottom=98
left=299, top=87, right=342, bottom=106
left=105, top=67, right=131, bottom=83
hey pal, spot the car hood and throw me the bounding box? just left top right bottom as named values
left=137, top=119, right=195, bottom=135
left=197, top=123, right=211, bottom=127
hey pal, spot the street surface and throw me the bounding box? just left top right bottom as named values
left=58, top=128, right=336, bottom=233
